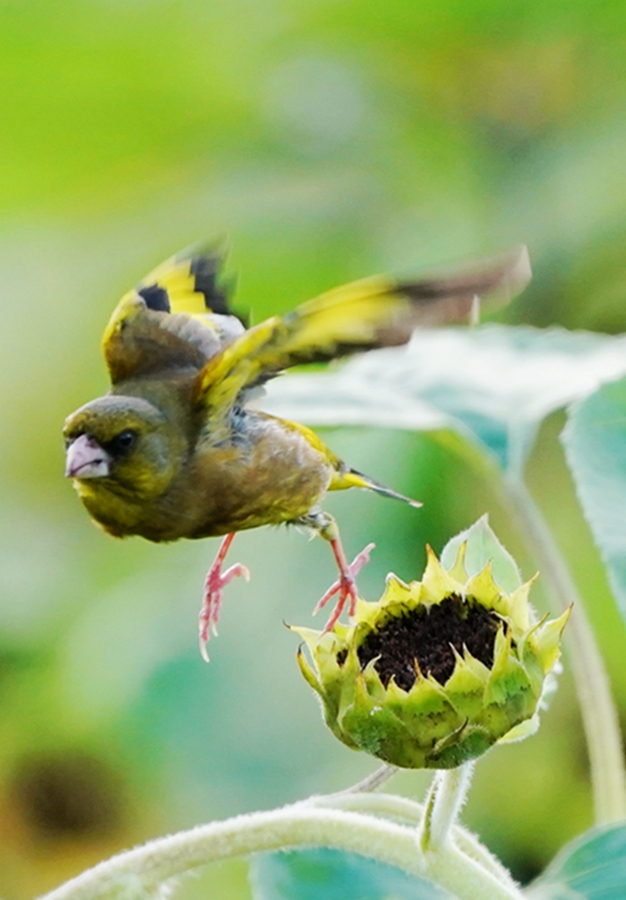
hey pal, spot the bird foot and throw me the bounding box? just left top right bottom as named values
left=198, top=533, right=250, bottom=662
left=314, top=542, right=375, bottom=632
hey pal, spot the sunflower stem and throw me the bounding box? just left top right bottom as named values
left=326, top=763, right=398, bottom=797
left=419, top=761, right=475, bottom=851
left=314, top=791, right=517, bottom=888
left=503, top=475, right=626, bottom=823
left=37, top=799, right=523, bottom=900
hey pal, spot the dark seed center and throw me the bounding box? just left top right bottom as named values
left=357, top=595, right=503, bottom=691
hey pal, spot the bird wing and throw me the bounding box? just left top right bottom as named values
left=132, top=243, right=236, bottom=317
left=102, top=246, right=245, bottom=384
left=193, top=245, right=531, bottom=439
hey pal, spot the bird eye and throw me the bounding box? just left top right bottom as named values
left=108, top=429, right=137, bottom=456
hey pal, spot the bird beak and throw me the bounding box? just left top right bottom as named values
left=65, top=434, right=112, bottom=479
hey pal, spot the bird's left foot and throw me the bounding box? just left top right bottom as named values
left=314, top=541, right=375, bottom=632
left=199, top=533, right=250, bottom=662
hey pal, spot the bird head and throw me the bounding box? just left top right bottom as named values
left=64, top=395, right=186, bottom=534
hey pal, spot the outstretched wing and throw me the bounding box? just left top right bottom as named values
left=193, top=245, right=531, bottom=438
left=102, top=246, right=245, bottom=384
left=132, top=243, right=236, bottom=318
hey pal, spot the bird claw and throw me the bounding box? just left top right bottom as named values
left=198, top=533, right=250, bottom=662
left=314, top=542, right=375, bottom=633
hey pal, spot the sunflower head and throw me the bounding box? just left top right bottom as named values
left=293, top=525, right=569, bottom=769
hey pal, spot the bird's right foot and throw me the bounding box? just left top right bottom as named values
left=314, top=540, right=375, bottom=633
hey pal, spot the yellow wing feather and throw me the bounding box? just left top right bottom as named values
left=193, top=245, right=530, bottom=436
left=101, top=246, right=239, bottom=384
left=135, top=246, right=227, bottom=316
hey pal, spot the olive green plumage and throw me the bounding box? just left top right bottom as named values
left=64, top=244, right=530, bottom=544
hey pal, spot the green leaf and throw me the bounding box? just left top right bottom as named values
left=250, top=849, right=454, bottom=899
left=527, top=822, right=626, bottom=899
left=440, top=514, right=522, bottom=592
left=266, top=325, right=626, bottom=475
left=562, top=377, right=626, bottom=621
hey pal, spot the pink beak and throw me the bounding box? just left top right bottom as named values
left=65, top=434, right=112, bottom=479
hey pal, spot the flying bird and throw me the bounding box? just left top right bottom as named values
left=64, top=243, right=530, bottom=659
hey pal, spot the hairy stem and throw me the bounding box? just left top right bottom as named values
left=325, top=762, right=398, bottom=797
left=420, top=762, right=475, bottom=851
left=37, top=802, right=523, bottom=900
left=314, top=791, right=518, bottom=888
left=504, top=475, right=626, bottom=823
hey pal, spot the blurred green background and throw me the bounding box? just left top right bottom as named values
left=1, top=1, right=626, bottom=897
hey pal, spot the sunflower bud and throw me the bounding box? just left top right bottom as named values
left=293, top=541, right=569, bottom=769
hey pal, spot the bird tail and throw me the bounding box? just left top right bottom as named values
left=331, top=467, right=422, bottom=508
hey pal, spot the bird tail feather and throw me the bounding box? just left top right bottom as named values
left=332, top=467, right=422, bottom=508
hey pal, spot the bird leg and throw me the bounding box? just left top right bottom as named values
left=313, top=539, right=375, bottom=632
left=302, top=512, right=375, bottom=632
left=198, top=532, right=250, bottom=662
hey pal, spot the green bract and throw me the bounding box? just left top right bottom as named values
left=294, top=544, right=569, bottom=769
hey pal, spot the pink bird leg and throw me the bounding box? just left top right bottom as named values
left=198, top=532, right=250, bottom=662
left=314, top=538, right=376, bottom=632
